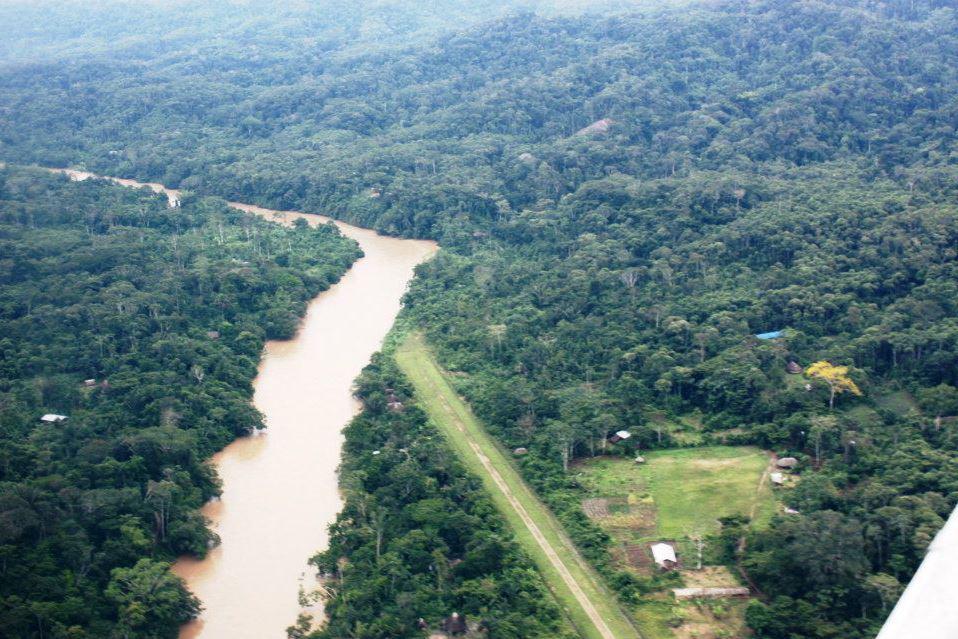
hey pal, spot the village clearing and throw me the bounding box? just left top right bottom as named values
left=575, top=447, right=778, bottom=639
left=578, top=447, right=777, bottom=539
left=396, top=333, right=643, bottom=639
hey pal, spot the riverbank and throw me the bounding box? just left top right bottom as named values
left=173, top=204, right=435, bottom=639
left=43, top=166, right=437, bottom=638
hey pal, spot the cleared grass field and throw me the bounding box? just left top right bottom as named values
left=578, top=446, right=776, bottom=540
left=396, top=333, right=642, bottom=639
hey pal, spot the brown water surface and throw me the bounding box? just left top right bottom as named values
left=53, top=168, right=437, bottom=638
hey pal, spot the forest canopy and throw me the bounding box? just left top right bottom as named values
left=0, top=167, right=360, bottom=638
left=1, top=0, right=957, bottom=637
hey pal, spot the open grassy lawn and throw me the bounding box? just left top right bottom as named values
left=577, top=446, right=776, bottom=540
left=395, top=333, right=642, bottom=639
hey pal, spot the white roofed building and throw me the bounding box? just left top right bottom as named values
left=650, top=542, right=677, bottom=569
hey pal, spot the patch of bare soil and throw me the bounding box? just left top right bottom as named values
left=623, top=543, right=653, bottom=570
left=582, top=497, right=611, bottom=519
left=673, top=598, right=751, bottom=639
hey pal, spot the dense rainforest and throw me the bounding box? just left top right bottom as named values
left=2, top=0, right=958, bottom=637
left=308, top=347, right=572, bottom=639
left=0, top=166, right=360, bottom=638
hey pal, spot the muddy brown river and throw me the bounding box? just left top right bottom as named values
left=52, top=169, right=437, bottom=638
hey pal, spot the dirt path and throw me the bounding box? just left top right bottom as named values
left=396, top=334, right=642, bottom=639
left=749, top=456, right=775, bottom=522
left=432, top=383, right=617, bottom=639
left=737, top=455, right=775, bottom=596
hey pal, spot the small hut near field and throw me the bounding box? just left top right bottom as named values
left=609, top=430, right=632, bottom=444
left=650, top=542, right=677, bottom=569
left=776, top=457, right=799, bottom=469
left=441, top=612, right=467, bottom=635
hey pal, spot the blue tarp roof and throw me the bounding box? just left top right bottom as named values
left=755, top=330, right=784, bottom=340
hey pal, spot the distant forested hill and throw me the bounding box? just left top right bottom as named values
left=0, top=0, right=955, bottom=237
left=1, top=1, right=958, bottom=638
left=0, top=166, right=360, bottom=638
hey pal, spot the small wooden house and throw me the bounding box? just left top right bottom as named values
left=786, top=361, right=803, bottom=374
left=609, top=430, right=632, bottom=444
left=513, top=447, right=529, bottom=456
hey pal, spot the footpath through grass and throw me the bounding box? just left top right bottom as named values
left=396, top=333, right=642, bottom=639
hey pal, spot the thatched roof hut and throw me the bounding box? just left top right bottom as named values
left=441, top=612, right=467, bottom=635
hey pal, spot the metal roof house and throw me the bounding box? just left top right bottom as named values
left=877, top=505, right=958, bottom=638
left=650, top=542, right=677, bottom=569
left=755, top=330, right=784, bottom=340
left=40, top=414, right=68, bottom=423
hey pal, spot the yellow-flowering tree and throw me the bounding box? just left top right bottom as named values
left=805, top=361, right=862, bottom=409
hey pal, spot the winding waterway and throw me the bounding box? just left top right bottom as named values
left=51, top=168, right=438, bottom=638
